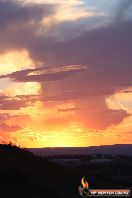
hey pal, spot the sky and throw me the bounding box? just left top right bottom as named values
left=0, top=0, right=132, bottom=148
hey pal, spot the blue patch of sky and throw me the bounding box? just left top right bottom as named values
left=82, top=0, right=121, bottom=15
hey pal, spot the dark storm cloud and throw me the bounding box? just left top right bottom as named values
left=0, top=0, right=131, bottom=130
left=0, top=0, right=54, bottom=53
left=115, top=0, right=132, bottom=21
left=0, top=65, right=87, bottom=82
left=0, top=0, right=51, bottom=26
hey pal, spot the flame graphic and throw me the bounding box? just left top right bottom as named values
left=81, top=177, right=89, bottom=189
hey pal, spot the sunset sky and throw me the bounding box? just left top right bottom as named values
left=0, top=0, right=132, bottom=148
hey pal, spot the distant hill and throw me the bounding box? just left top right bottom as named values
left=28, top=144, right=132, bottom=157
left=0, top=144, right=79, bottom=198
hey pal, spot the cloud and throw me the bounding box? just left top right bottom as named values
left=123, top=90, right=132, bottom=93
left=42, top=116, right=74, bottom=130
left=0, top=0, right=108, bottom=55
left=0, top=114, right=25, bottom=132
left=0, top=80, right=41, bottom=97
left=0, top=95, right=38, bottom=110
left=75, top=97, right=129, bottom=130
left=58, top=107, right=79, bottom=113
left=0, top=123, right=21, bottom=133
left=0, top=0, right=132, bottom=133
left=115, top=0, right=132, bottom=21
left=0, top=0, right=54, bottom=53
left=0, top=65, right=88, bottom=82
left=0, top=49, right=35, bottom=75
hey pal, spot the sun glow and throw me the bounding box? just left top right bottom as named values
left=45, top=133, right=77, bottom=147
left=4, top=82, right=41, bottom=97
left=0, top=49, right=35, bottom=75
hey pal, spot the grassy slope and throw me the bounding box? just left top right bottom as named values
left=0, top=144, right=79, bottom=198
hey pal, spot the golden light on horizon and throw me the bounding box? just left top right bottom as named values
left=6, top=121, right=88, bottom=148
left=10, top=130, right=81, bottom=148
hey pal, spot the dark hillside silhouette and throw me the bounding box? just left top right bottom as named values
left=0, top=144, right=79, bottom=198
left=0, top=144, right=132, bottom=198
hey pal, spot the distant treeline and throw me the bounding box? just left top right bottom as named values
left=44, top=153, right=131, bottom=160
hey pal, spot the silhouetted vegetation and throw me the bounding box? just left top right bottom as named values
left=0, top=144, right=132, bottom=198
left=0, top=144, right=79, bottom=198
